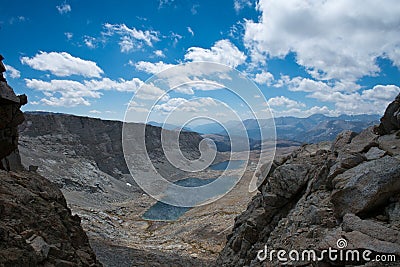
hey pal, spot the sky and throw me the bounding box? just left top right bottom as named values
left=1, top=0, right=400, bottom=124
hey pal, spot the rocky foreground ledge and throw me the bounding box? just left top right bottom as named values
left=0, top=170, right=101, bottom=266
left=217, top=94, right=400, bottom=266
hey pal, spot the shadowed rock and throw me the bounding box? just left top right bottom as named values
left=0, top=54, right=27, bottom=171
left=376, top=93, right=400, bottom=135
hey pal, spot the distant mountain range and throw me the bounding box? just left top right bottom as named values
left=187, top=114, right=380, bottom=144
left=23, top=112, right=380, bottom=152
left=147, top=121, right=192, bottom=132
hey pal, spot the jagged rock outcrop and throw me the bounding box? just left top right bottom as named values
left=0, top=55, right=27, bottom=171
left=0, top=55, right=101, bottom=266
left=0, top=170, right=101, bottom=266
left=376, top=93, right=400, bottom=135
left=217, top=94, right=400, bottom=266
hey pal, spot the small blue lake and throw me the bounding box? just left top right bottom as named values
left=142, top=178, right=216, bottom=221
left=142, top=160, right=246, bottom=221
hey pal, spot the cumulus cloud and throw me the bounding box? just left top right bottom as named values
left=84, top=77, right=143, bottom=92
left=154, top=97, right=220, bottom=113
left=267, top=96, right=305, bottom=109
left=154, top=50, right=165, bottom=58
left=119, top=36, right=134, bottom=52
left=103, top=23, right=159, bottom=52
left=127, top=101, right=149, bottom=113
left=133, top=60, right=175, bottom=74
left=299, top=82, right=399, bottom=115
left=21, top=52, right=104, bottom=78
left=244, top=0, right=400, bottom=82
left=25, top=79, right=99, bottom=106
left=184, top=39, right=246, bottom=68
left=24, top=77, right=144, bottom=107
left=56, top=3, right=71, bottom=14
left=254, top=70, right=274, bottom=85
left=270, top=105, right=338, bottom=118
left=4, top=64, right=21, bottom=79
left=136, top=83, right=169, bottom=101
left=271, top=74, right=400, bottom=115
left=361, top=85, right=400, bottom=101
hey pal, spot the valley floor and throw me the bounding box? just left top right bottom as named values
left=19, top=131, right=298, bottom=266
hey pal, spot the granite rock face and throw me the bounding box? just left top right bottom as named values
left=0, top=170, right=102, bottom=266
left=0, top=55, right=101, bottom=266
left=0, top=55, right=27, bottom=171
left=376, top=93, right=400, bottom=135
left=217, top=94, right=400, bottom=266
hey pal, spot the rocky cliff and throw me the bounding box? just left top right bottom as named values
left=0, top=55, right=101, bottom=266
left=217, top=94, right=400, bottom=266
left=19, top=112, right=203, bottom=187
left=0, top=54, right=26, bottom=171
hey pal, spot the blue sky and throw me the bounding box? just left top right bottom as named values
left=1, top=0, right=400, bottom=123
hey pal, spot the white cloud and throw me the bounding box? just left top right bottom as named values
left=244, top=0, right=400, bottom=82
left=234, top=0, right=252, bottom=12
left=119, top=36, right=134, bottom=52
left=103, top=23, right=159, bottom=52
left=154, top=97, right=220, bottom=113
left=89, top=110, right=102, bottom=114
left=254, top=70, right=274, bottom=85
left=171, top=82, right=225, bottom=95
left=84, top=36, right=97, bottom=49
left=136, top=83, right=169, bottom=101
left=128, top=101, right=149, bottom=112
left=302, top=83, right=399, bottom=115
left=184, top=39, right=246, bottom=68
left=65, top=32, right=73, bottom=40
left=135, top=62, right=232, bottom=96
left=56, top=3, right=71, bottom=14
left=134, top=61, right=175, bottom=74
left=24, top=77, right=144, bottom=107
left=25, top=79, right=99, bottom=107
left=21, top=52, right=104, bottom=78
left=267, top=96, right=305, bottom=108
left=84, top=77, right=143, bottom=92
left=276, top=76, right=361, bottom=95
left=270, top=105, right=338, bottom=118
left=154, top=50, right=165, bottom=58
left=4, top=64, right=21, bottom=79
left=187, top=27, right=194, bottom=36
left=170, top=32, right=182, bottom=47
left=270, top=74, right=400, bottom=115
left=361, top=85, right=400, bottom=101
left=154, top=97, right=188, bottom=113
